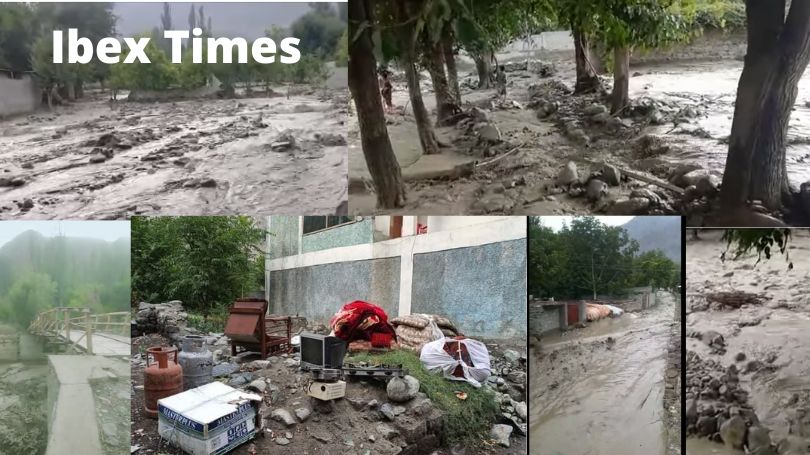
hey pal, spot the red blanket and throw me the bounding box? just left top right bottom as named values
left=329, top=300, right=397, bottom=343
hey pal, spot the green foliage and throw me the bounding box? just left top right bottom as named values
left=721, top=229, right=792, bottom=265
left=529, top=217, right=679, bottom=299
left=347, top=349, right=499, bottom=447
left=0, top=3, right=37, bottom=72
left=289, top=54, right=330, bottom=84
left=291, top=3, right=347, bottom=60
left=335, top=28, right=348, bottom=67
left=131, top=216, right=266, bottom=315
left=2, top=272, right=56, bottom=327
left=108, top=38, right=179, bottom=90
left=186, top=306, right=230, bottom=333
left=688, top=0, right=745, bottom=31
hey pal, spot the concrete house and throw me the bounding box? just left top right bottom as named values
left=265, top=216, right=527, bottom=340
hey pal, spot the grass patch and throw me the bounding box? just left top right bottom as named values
left=347, top=349, right=499, bottom=447
left=186, top=308, right=229, bottom=334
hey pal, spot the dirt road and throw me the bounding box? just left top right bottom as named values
left=530, top=294, right=678, bottom=455
left=685, top=229, right=810, bottom=453
left=0, top=91, right=347, bottom=218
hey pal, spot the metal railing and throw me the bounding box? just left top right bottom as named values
left=28, top=307, right=129, bottom=355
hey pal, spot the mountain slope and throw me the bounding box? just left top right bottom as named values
left=622, top=217, right=682, bottom=262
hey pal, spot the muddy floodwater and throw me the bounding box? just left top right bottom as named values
left=686, top=230, right=810, bottom=453
left=633, top=61, right=810, bottom=186
left=530, top=294, right=677, bottom=455
left=0, top=92, right=347, bottom=218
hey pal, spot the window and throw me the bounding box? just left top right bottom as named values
left=303, top=216, right=353, bottom=234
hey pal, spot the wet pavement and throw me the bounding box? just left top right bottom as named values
left=686, top=230, right=810, bottom=453
left=530, top=294, right=677, bottom=455
left=0, top=92, right=347, bottom=218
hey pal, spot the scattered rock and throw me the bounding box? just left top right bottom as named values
left=270, top=408, right=297, bottom=427
left=380, top=403, right=396, bottom=421
left=294, top=407, right=311, bottom=422
left=477, top=124, right=502, bottom=143
left=720, top=415, right=747, bottom=449
left=584, top=103, right=608, bottom=116
left=490, top=424, right=512, bottom=447
left=387, top=375, right=420, bottom=403
left=246, top=379, right=266, bottom=393
left=586, top=179, right=608, bottom=202
left=607, top=197, right=651, bottom=215
left=274, top=437, right=290, bottom=446
left=601, top=164, right=621, bottom=186
left=556, top=161, right=578, bottom=186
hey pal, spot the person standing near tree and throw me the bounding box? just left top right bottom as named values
left=379, top=69, right=394, bottom=113
left=496, top=65, right=507, bottom=102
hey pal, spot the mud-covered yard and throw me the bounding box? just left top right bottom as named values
left=131, top=329, right=528, bottom=455
left=0, top=90, right=348, bottom=218
left=529, top=293, right=680, bottom=455
left=685, top=230, right=810, bottom=454
left=349, top=38, right=810, bottom=224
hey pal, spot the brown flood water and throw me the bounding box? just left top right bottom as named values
left=686, top=229, right=810, bottom=453
left=530, top=294, right=676, bottom=455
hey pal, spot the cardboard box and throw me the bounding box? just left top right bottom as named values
left=157, top=381, right=261, bottom=455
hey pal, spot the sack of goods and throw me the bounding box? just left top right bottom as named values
left=420, top=337, right=491, bottom=388
left=328, top=300, right=397, bottom=343
left=390, top=313, right=461, bottom=352
left=585, top=303, right=612, bottom=321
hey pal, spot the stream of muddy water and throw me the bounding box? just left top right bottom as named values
left=686, top=230, right=810, bottom=454
left=0, top=92, right=347, bottom=218
left=530, top=294, right=677, bottom=455
left=632, top=61, right=810, bottom=186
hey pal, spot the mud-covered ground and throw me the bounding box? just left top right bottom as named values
left=0, top=362, right=48, bottom=455
left=93, top=376, right=131, bottom=455
left=349, top=43, right=810, bottom=223
left=529, top=293, right=679, bottom=455
left=131, top=333, right=527, bottom=455
left=0, top=89, right=348, bottom=218
left=685, top=229, right=810, bottom=454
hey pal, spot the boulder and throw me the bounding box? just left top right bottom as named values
left=270, top=408, right=297, bottom=427
left=556, top=161, right=579, bottom=186
left=491, top=424, right=513, bottom=447
left=294, top=407, right=311, bottom=422
left=586, top=179, right=609, bottom=202
left=606, top=197, right=651, bottom=215
left=601, top=164, right=621, bottom=186
left=720, top=415, right=747, bottom=449
left=387, top=375, right=420, bottom=403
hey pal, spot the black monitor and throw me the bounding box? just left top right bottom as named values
left=300, top=333, right=346, bottom=370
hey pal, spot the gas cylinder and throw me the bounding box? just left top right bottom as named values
left=144, top=346, right=183, bottom=418
left=178, top=335, right=213, bottom=390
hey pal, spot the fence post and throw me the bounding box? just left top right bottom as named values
left=84, top=309, right=93, bottom=355
left=64, top=309, right=70, bottom=343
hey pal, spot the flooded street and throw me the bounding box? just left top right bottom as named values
left=686, top=230, right=810, bottom=453
left=530, top=294, right=677, bottom=455
left=0, top=92, right=347, bottom=218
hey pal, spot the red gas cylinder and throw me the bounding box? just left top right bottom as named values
left=144, top=346, right=183, bottom=418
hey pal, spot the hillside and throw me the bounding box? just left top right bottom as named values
left=622, top=217, right=682, bottom=263
left=0, top=230, right=130, bottom=326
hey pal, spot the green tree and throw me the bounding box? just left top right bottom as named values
left=5, top=272, right=57, bottom=328
left=131, top=217, right=266, bottom=315
left=291, top=3, right=346, bottom=59
left=108, top=38, right=178, bottom=90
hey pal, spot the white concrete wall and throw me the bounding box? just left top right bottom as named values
left=266, top=216, right=527, bottom=318
left=0, top=76, right=39, bottom=117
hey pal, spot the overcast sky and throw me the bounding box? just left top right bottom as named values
left=114, top=2, right=318, bottom=40
left=537, top=216, right=635, bottom=232
left=0, top=221, right=130, bottom=248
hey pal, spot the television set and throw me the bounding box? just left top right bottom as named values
left=300, top=333, right=346, bottom=370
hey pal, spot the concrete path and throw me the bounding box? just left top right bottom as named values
left=46, top=355, right=129, bottom=455
left=65, top=330, right=129, bottom=356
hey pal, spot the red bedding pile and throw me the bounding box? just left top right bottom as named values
left=329, top=300, right=397, bottom=343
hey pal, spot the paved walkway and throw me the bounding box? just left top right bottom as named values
left=65, top=330, right=129, bottom=356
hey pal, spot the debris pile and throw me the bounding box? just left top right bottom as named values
left=132, top=300, right=189, bottom=344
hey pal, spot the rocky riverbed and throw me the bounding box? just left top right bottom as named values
left=0, top=362, right=48, bottom=454
left=0, top=89, right=348, bottom=218
left=529, top=293, right=680, bottom=455
left=686, top=229, right=810, bottom=454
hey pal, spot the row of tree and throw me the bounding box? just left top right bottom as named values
left=351, top=0, right=809, bottom=219
left=0, top=2, right=347, bottom=105
left=528, top=217, right=680, bottom=299
left=131, top=216, right=266, bottom=316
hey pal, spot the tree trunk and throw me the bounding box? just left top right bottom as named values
left=442, top=24, right=461, bottom=103
left=349, top=0, right=406, bottom=208
left=610, top=46, right=630, bottom=114
left=473, top=50, right=493, bottom=89
left=397, top=1, right=440, bottom=155
left=424, top=39, right=460, bottom=126
left=720, top=0, right=810, bottom=210
left=66, top=81, right=76, bottom=101
left=573, top=27, right=600, bottom=94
